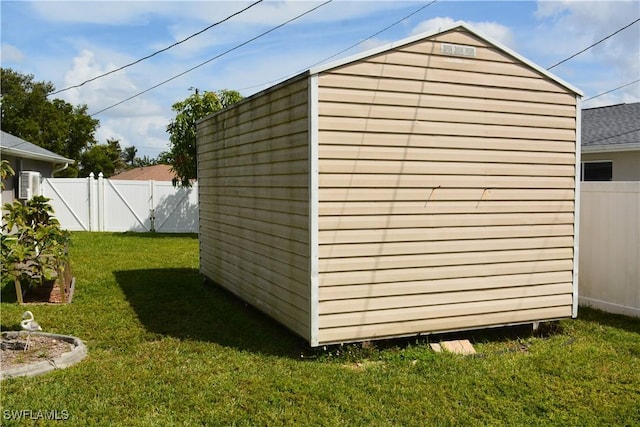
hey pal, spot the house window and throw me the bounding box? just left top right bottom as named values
left=581, top=161, right=612, bottom=181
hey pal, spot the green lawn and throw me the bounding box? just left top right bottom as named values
left=1, top=232, right=639, bottom=426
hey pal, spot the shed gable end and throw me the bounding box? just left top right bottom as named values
left=314, top=26, right=578, bottom=344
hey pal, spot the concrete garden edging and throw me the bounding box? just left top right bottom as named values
left=1, top=331, right=87, bottom=380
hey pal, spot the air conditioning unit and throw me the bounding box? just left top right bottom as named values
left=18, top=171, right=41, bottom=200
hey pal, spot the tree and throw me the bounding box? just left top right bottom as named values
left=156, top=151, right=172, bottom=165
left=122, top=146, right=138, bottom=166
left=133, top=155, right=156, bottom=168
left=79, top=138, right=125, bottom=177
left=166, top=89, right=243, bottom=186
left=1, top=68, right=99, bottom=176
left=1, top=160, right=15, bottom=190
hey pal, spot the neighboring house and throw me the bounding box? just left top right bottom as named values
left=110, top=164, right=176, bottom=181
left=581, top=102, right=640, bottom=181
left=1, top=130, right=74, bottom=205
left=197, top=21, right=582, bottom=346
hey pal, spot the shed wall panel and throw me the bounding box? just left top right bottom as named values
left=320, top=271, right=574, bottom=300
left=319, top=75, right=577, bottom=105
left=197, top=76, right=311, bottom=340
left=318, top=132, right=576, bottom=153
left=318, top=200, right=575, bottom=215
left=319, top=306, right=572, bottom=343
left=315, top=27, right=577, bottom=344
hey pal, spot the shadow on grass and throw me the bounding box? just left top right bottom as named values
left=115, top=232, right=198, bottom=240
left=114, top=268, right=308, bottom=358
left=577, top=305, right=640, bottom=335
left=1, top=281, right=18, bottom=304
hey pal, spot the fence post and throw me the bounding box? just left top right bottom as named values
left=88, top=173, right=96, bottom=231
left=149, top=180, right=156, bottom=232
left=98, top=172, right=105, bottom=231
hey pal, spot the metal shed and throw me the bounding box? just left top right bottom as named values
left=197, top=22, right=583, bottom=346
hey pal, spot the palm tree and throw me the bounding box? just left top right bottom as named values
left=122, top=145, right=137, bottom=167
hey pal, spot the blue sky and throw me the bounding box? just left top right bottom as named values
left=2, top=0, right=639, bottom=158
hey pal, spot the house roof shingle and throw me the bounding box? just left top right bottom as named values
left=0, top=130, right=74, bottom=164
left=581, top=102, right=640, bottom=153
left=110, top=164, right=176, bottom=181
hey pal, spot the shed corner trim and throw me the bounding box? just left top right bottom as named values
left=308, top=73, right=320, bottom=344
left=572, top=95, right=583, bottom=318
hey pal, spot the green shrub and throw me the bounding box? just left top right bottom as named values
left=1, top=195, right=70, bottom=288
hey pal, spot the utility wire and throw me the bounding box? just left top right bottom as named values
left=50, top=0, right=264, bottom=96
left=582, top=78, right=640, bottom=103
left=240, top=0, right=438, bottom=92
left=90, top=0, right=333, bottom=116
left=307, top=0, right=438, bottom=70
left=547, top=17, right=640, bottom=70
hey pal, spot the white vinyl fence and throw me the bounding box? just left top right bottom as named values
left=42, top=173, right=198, bottom=233
left=579, top=181, right=640, bottom=317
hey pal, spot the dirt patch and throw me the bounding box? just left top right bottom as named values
left=21, top=283, right=67, bottom=304
left=1, top=334, right=74, bottom=370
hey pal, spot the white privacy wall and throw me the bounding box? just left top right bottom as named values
left=42, top=173, right=198, bottom=233
left=579, top=181, right=640, bottom=317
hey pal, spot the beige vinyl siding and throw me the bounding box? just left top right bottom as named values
left=197, top=76, right=311, bottom=340
left=315, top=28, right=576, bottom=343
left=319, top=306, right=572, bottom=343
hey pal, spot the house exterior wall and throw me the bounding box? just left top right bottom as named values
left=1, top=154, right=53, bottom=205
left=581, top=151, right=640, bottom=181
left=314, top=28, right=578, bottom=343
left=197, top=76, right=312, bottom=340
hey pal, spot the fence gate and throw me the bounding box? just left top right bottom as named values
left=40, top=177, right=92, bottom=231
left=42, top=173, right=198, bottom=233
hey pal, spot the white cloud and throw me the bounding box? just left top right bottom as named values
left=411, top=17, right=516, bottom=49
left=28, top=1, right=410, bottom=27
left=1, top=43, right=25, bottom=63
left=471, top=22, right=516, bottom=49
left=96, top=115, right=170, bottom=156
left=56, top=49, right=172, bottom=156
left=358, top=37, right=392, bottom=52
left=532, top=0, right=640, bottom=104
left=60, top=50, right=164, bottom=117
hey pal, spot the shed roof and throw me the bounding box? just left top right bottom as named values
left=0, top=130, right=74, bottom=164
left=309, top=21, right=583, bottom=97
left=581, top=102, right=640, bottom=153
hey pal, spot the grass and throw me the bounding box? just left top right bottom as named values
left=1, top=232, right=639, bottom=426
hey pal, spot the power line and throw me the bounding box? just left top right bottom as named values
left=50, top=0, right=264, bottom=96
left=547, top=17, right=640, bottom=70
left=307, top=0, right=438, bottom=70
left=90, top=0, right=333, bottom=116
left=240, top=0, right=438, bottom=93
left=582, top=78, right=640, bottom=103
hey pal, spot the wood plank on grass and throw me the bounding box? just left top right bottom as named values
left=439, top=340, right=477, bottom=355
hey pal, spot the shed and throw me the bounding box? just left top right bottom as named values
left=197, top=22, right=583, bottom=346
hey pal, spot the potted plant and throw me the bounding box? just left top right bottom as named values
left=1, top=195, right=72, bottom=304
